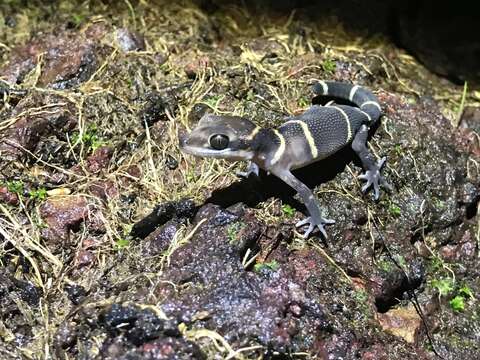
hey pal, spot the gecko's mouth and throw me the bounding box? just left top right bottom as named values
left=180, top=145, right=232, bottom=158
left=180, top=143, right=254, bottom=161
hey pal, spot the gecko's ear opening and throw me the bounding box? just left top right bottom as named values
left=209, top=134, right=229, bottom=150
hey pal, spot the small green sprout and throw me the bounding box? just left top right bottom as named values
left=321, top=59, right=336, bottom=74
left=227, top=222, right=245, bottom=242
left=115, top=238, right=130, bottom=250
left=281, top=204, right=295, bottom=218
left=449, top=285, right=474, bottom=312
left=394, top=144, right=403, bottom=155
left=70, top=124, right=105, bottom=152
left=203, top=95, right=223, bottom=109
left=431, top=278, right=454, bottom=297
left=354, top=289, right=369, bottom=303
left=254, top=260, right=280, bottom=272
left=459, top=285, right=474, bottom=299
left=449, top=296, right=465, bottom=312
left=297, top=97, right=309, bottom=108
left=6, top=180, right=24, bottom=194
left=377, top=259, right=393, bottom=272
left=388, top=204, right=401, bottom=217
left=246, top=89, right=255, bottom=102
left=29, top=187, right=47, bottom=201
left=71, top=14, right=84, bottom=26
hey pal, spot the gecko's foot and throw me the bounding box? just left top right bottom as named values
left=358, top=157, right=392, bottom=200
left=236, top=162, right=260, bottom=178
left=296, top=216, right=335, bottom=239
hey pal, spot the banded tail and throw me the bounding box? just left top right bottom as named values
left=312, top=81, right=382, bottom=124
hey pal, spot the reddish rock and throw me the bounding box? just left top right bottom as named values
left=115, top=28, right=146, bottom=52
left=76, top=249, right=95, bottom=267
left=40, top=196, right=89, bottom=243
left=0, top=186, right=19, bottom=205
left=85, top=146, right=113, bottom=173
left=377, top=305, right=422, bottom=343
left=0, top=24, right=108, bottom=89
left=184, top=55, right=210, bottom=78
left=361, top=344, right=389, bottom=360
left=89, top=180, right=118, bottom=201
left=0, top=93, right=77, bottom=160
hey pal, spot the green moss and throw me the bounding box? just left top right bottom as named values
left=227, top=222, right=245, bottom=242
left=254, top=260, right=280, bottom=272
left=6, top=180, right=24, bottom=194
left=28, top=187, right=47, bottom=201
left=431, top=278, right=454, bottom=297
left=321, top=58, right=336, bottom=74
left=388, top=203, right=401, bottom=217
left=281, top=203, right=295, bottom=218
left=449, top=296, right=465, bottom=312
left=115, top=238, right=130, bottom=250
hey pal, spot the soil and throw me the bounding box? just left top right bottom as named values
left=1, top=1, right=479, bottom=359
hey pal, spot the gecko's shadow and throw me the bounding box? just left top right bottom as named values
left=206, top=97, right=381, bottom=213
left=206, top=146, right=364, bottom=213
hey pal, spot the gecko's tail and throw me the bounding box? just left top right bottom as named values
left=312, top=81, right=382, bottom=124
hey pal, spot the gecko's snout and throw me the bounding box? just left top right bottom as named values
left=178, top=132, right=189, bottom=149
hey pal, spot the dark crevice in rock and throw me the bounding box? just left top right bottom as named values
left=374, top=260, right=425, bottom=313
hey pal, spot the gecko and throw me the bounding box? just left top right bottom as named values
left=179, top=81, right=390, bottom=238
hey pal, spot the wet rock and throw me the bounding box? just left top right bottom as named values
left=10, top=277, right=41, bottom=306
left=315, top=332, right=361, bottom=360
left=129, top=337, right=205, bottom=359
left=371, top=259, right=425, bottom=313
left=0, top=270, right=40, bottom=307
left=377, top=305, right=422, bottom=343
left=75, top=249, right=95, bottom=268
left=99, top=304, right=188, bottom=350
left=102, top=304, right=142, bottom=330
left=85, top=146, right=113, bottom=173
left=460, top=106, right=480, bottom=133
left=143, top=218, right=184, bottom=256
left=439, top=228, right=477, bottom=262
left=165, top=155, right=178, bottom=170
left=39, top=195, right=89, bottom=243
left=89, top=180, right=118, bottom=201
left=54, top=322, right=78, bottom=350
left=115, top=28, right=146, bottom=52
left=188, top=103, right=209, bottom=124
left=139, top=91, right=168, bottom=127
left=0, top=94, right=77, bottom=161
left=0, top=24, right=108, bottom=88
left=0, top=186, right=19, bottom=205
left=154, top=204, right=329, bottom=353
left=184, top=55, right=210, bottom=79
left=131, top=198, right=196, bottom=239
left=64, top=284, right=87, bottom=305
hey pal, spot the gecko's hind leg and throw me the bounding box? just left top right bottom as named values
left=352, top=124, right=391, bottom=200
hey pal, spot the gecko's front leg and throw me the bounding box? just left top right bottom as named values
left=271, top=169, right=334, bottom=238
left=236, top=161, right=260, bottom=178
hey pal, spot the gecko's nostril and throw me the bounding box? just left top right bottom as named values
left=178, top=132, right=188, bottom=148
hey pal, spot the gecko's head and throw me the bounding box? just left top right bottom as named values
left=179, top=114, right=259, bottom=161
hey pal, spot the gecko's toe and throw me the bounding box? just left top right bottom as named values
left=359, top=157, right=390, bottom=200
left=295, top=217, right=310, bottom=228
left=296, top=216, right=334, bottom=238
left=302, top=223, right=315, bottom=239
left=378, top=156, right=387, bottom=169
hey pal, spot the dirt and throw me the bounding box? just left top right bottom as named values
left=0, top=1, right=479, bottom=359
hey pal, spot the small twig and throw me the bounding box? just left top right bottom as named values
left=454, top=81, right=468, bottom=127
left=309, top=241, right=352, bottom=284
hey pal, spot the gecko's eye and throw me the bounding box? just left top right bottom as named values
left=209, top=134, right=229, bottom=150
